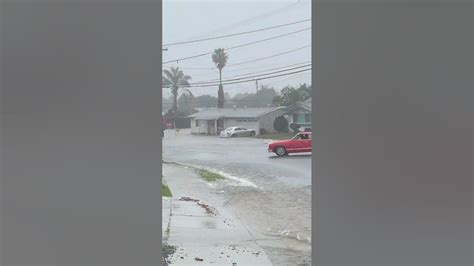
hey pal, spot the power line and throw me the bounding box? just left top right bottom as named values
left=163, top=68, right=311, bottom=88
left=191, top=64, right=312, bottom=85
left=213, top=68, right=249, bottom=92
left=191, top=68, right=311, bottom=87
left=225, top=44, right=311, bottom=67
left=171, top=60, right=311, bottom=72
left=226, top=28, right=310, bottom=51
left=265, top=71, right=312, bottom=86
left=162, top=61, right=311, bottom=88
left=179, top=1, right=305, bottom=41
left=165, top=46, right=311, bottom=72
left=162, top=28, right=310, bottom=64
left=163, top=63, right=311, bottom=87
left=163, top=19, right=311, bottom=47
left=195, top=61, right=312, bottom=82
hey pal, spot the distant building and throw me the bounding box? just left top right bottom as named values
left=189, top=107, right=285, bottom=135
left=284, top=99, right=312, bottom=130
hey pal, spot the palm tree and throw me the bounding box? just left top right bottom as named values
left=162, top=67, right=192, bottom=114
left=212, top=48, right=228, bottom=108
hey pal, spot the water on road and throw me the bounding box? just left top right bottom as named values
left=163, top=132, right=312, bottom=266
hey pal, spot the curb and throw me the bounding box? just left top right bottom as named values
left=163, top=161, right=262, bottom=190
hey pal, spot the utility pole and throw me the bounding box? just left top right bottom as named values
left=255, top=79, right=259, bottom=107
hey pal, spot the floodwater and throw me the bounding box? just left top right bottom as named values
left=163, top=130, right=312, bottom=266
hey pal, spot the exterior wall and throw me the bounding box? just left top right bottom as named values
left=257, top=108, right=285, bottom=134
left=208, top=120, right=216, bottom=134
left=223, top=118, right=259, bottom=134
left=190, top=108, right=285, bottom=136
left=286, top=109, right=312, bottom=130
left=190, top=118, right=211, bottom=134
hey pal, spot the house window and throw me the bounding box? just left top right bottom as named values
left=305, top=113, right=311, bottom=122
left=195, top=120, right=199, bottom=127
left=293, top=113, right=306, bottom=123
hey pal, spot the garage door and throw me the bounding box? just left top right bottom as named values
left=236, top=120, right=260, bottom=134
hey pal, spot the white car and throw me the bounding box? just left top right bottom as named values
left=219, top=126, right=256, bottom=138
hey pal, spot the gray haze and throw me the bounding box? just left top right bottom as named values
left=163, top=0, right=311, bottom=98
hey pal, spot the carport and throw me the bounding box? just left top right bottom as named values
left=192, top=115, right=224, bottom=135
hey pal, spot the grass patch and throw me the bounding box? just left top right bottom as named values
left=256, top=132, right=294, bottom=140
left=162, top=184, right=172, bottom=197
left=163, top=161, right=225, bottom=182
left=198, top=169, right=225, bottom=182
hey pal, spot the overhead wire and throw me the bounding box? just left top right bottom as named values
left=191, top=61, right=312, bottom=82
left=225, top=44, right=311, bottom=67
left=191, top=64, right=312, bottom=85
left=163, top=68, right=311, bottom=88
left=163, top=18, right=311, bottom=47
left=165, top=45, right=311, bottom=72
left=180, top=0, right=305, bottom=41
left=162, top=28, right=310, bottom=64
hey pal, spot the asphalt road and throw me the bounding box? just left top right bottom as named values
left=163, top=130, right=312, bottom=266
left=163, top=131, right=312, bottom=187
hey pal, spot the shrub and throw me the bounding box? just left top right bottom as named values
left=273, top=116, right=289, bottom=132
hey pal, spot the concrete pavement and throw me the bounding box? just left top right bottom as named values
left=162, top=163, right=274, bottom=266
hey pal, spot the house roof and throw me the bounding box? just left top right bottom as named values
left=285, top=99, right=312, bottom=113
left=188, top=107, right=284, bottom=120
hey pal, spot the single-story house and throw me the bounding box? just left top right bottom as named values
left=284, top=99, right=312, bottom=130
left=189, top=107, right=285, bottom=135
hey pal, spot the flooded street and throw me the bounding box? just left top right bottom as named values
left=163, top=131, right=311, bottom=265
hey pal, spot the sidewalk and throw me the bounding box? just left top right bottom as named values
left=162, top=163, right=273, bottom=266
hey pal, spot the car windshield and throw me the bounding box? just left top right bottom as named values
left=292, top=133, right=310, bottom=140
left=224, top=128, right=234, bottom=131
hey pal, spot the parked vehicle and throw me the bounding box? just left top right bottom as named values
left=268, top=132, right=312, bottom=156
left=220, top=126, right=256, bottom=138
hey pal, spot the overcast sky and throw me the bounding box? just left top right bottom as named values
left=163, top=0, right=311, bottom=98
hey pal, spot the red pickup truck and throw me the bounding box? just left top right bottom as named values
left=268, top=132, right=312, bottom=156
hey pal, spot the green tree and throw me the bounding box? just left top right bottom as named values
left=195, top=95, right=218, bottom=108
left=212, top=48, right=228, bottom=108
left=162, top=67, right=192, bottom=114
left=273, top=83, right=312, bottom=106
left=230, top=87, right=277, bottom=107
left=256, top=86, right=277, bottom=106
left=177, top=89, right=195, bottom=116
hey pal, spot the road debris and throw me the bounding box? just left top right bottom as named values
left=179, top=196, right=199, bottom=202
left=197, top=202, right=218, bottom=216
